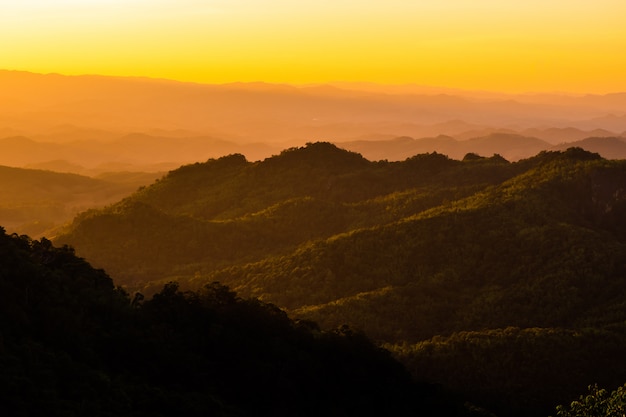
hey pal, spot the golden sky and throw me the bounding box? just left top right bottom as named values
left=1, top=0, right=625, bottom=93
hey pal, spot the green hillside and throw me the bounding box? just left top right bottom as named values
left=217, top=148, right=626, bottom=340
left=56, top=143, right=521, bottom=290
left=55, top=143, right=626, bottom=416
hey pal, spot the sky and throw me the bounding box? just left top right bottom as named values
left=1, top=0, right=626, bottom=93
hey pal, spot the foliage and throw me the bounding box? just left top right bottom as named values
left=553, top=384, right=626, bottom=417
left=51, top=144, right=626, bottom=416
left=55, top=143, right=522, bottom=292
left=388, top=327, right=626, bottom=417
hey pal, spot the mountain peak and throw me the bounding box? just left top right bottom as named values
left=264, top=142, right=369, bottom=172
left=559, top=146, right=603, bottom=161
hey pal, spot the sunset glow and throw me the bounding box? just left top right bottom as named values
left=2, top=0, right=626, bottom=93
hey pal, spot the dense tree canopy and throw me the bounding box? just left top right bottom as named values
left=553, top=384, right=626, bottom=417
left=52, top=144, right=626, bottom=416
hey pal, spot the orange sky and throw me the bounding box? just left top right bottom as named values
left=1, top=0, right=626, bottom=93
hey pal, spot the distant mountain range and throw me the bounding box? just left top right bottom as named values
left=2, top=130, right=626, bottom=176
left=337, top=133, right=626, bottom=161
left=0, top=134, right=279, bottom=173
left=550, top=136, right=626, bottom=159
left=1, top=70, right=625, bottom=166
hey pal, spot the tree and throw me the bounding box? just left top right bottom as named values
left=554, top=384, right=626, bottom=417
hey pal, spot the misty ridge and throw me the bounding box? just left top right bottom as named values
left=3, top=70, right=626, bottom=417
left=2, top=69, right=626, bottom=173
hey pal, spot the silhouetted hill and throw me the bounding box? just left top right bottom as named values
left=338, top=133, right=550, bottom=161
left=56, top=143, right=626, bottom=417
left=462, top=133, right=548, bottom=160
left=24, top=159, right=89, bottom=174
left=0, top=228, right=469, bottom=416
left=0, top=136, right=58, bottom=166
left=550, top=136, right=626, bottom=159
left=336, top=135, right=457, bottom=161
left=521, top=127, right=621, bottom=144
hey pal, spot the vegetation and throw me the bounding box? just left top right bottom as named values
left=56, top=143, right=523, bottom=292
left=54, top=143, right=626, bottom=416
left=0, top=227, right=474, bottom=416
left=389, top=327, right=626, bottom=417
left=553, top=384, right=626, bottom=417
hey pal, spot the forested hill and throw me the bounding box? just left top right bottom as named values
left=55, top=142, right=524, bottom=289
left=55, top=143, right=626, bottom=416
left=56, top=143, right=626, bottom=301
left=0, top=227, right=469, bottom=416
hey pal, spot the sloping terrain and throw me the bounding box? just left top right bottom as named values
left=1, top=228, right=464, bottom=416
left=55, top=143, right=626, bottom=416
left=56, top=143, right=523, bottom=291
left=0, top=165, right=161, bottom=237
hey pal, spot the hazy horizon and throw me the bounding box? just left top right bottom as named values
left=2, top=1, right=626, bottom=94
left=1, top=69, right=626, bottom=174
left=4, top=68, right=626, bottom=97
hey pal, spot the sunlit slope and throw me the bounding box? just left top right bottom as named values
left=57, top=146, right=626, bottom=320
left=213, top=148, right=626, bottom=341
left=56, top=143, right=524, bottom=290
left=201, top=147, right=626, bottom=417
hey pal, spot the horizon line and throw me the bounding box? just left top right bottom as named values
left=2, top=68, right=622, bottom=97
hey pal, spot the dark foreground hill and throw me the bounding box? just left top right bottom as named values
left=55, top=143, right=626, bottom=416
left=0, top=228, right=472, bottom=416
